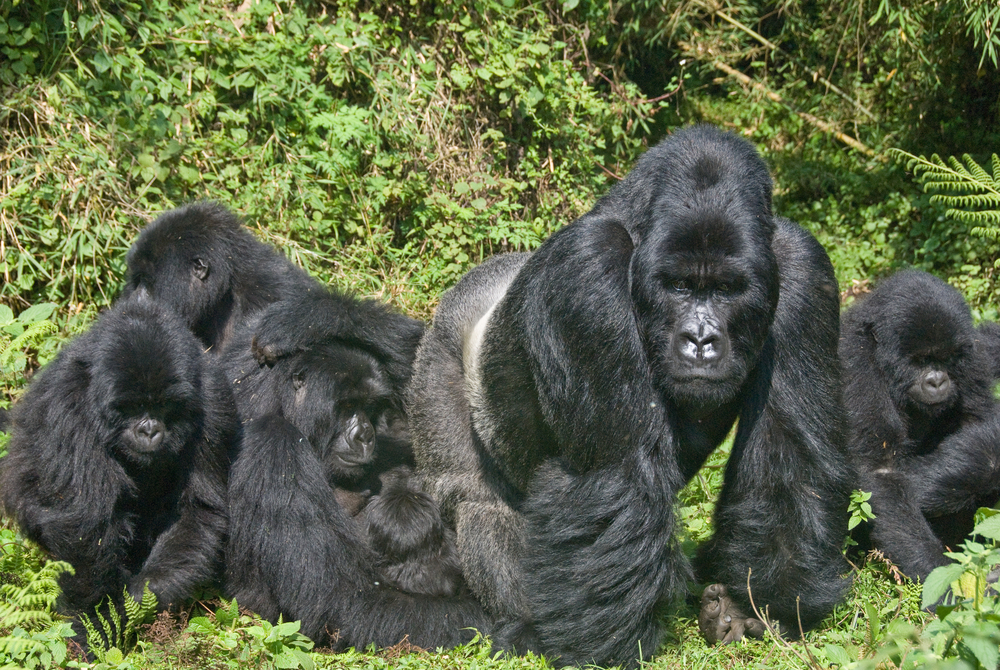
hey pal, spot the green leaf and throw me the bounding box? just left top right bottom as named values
left=959, top=621, right=1000, bottom=670
left=973, top=513, right=1000, bottom=541
left=822, top=644, right=853, bottom=666
left=922, top=563, right=966, bottom=609
left=92, top=51, right=112, bottom=74
left=78, top=15, right=99, bottom=39
left=16, top=303, right=56, bottom=325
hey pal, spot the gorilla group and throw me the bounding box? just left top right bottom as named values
left=408, top=124, right=852, bottom=666
left=0, top=296, right=236, bottom=626
left=123, top=204, right=484, bottom=649
left=840, top=270, right=1000, bottom=581
left=13, top=122, right=998, bottom=667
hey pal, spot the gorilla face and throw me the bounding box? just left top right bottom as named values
left=280, top=343, right=394, bottom=481
left=89, top=306, right=204, bottom=466
left=875, top=297, right=973, bottom=418
left=633, top=215, right=779, bottom=410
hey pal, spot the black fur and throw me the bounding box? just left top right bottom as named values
left=409, top=124, right=851, bottom=666
left=976, top=320, right=1000, bottom=380
left=222, top=301, right=486, bottom=649
left=841, top=270, right=1000, bottom=580
left=361, top=467, right=466, bottom=597
left=123, top=202, right=318, bottom=353
left=0, top=297, right=235, bottom=617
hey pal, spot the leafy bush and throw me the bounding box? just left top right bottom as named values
left=1, top=0, right=661, bottom=314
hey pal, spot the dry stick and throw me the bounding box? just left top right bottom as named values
left=714, top=10, right=877, bottom=123
left=745, top=569, right=824, bottom=670
left=712, top=60, right=877, bottom=158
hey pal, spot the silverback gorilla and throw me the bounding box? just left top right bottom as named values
left=0, top=297, right=235, bottom=620
left=408, top=124, right=852, bottom=666
left=222, top=299, right=486, bottom=649
left=840, top=270, right=1000, bottom=580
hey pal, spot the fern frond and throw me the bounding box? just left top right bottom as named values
left=0, top=634, right=49, bottom=658
left=971, top=226, right=1000, bottom=239
left=0, top=560, right=72, bottom=631
left=0, top=320, right=57, bottom=371
left=890, top=148, right=1000, bottom=236
left=122, top=583, right=157, bottom=636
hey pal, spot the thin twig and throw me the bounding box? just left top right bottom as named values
left=745, top=569, right=821, bottom=670
left=711, top=59, right=877, bottom=158
left=715, top=10, right=876, bottom=123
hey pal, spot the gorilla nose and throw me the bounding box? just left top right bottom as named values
left=349, top=418, right=376, bottom=460
left=136, top=417, right=164, bottom=450
left=675, top=323, right=728, bottom=364
left=921, top=370, right=951, bottom=400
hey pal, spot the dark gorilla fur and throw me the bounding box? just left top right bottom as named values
left=408, top=124, right=851, bottom=666
left=223, top=301, right=486, bottom=649
left=840, top=270, right=1000, bottom=580
left=361, top=467, right=466, bottom=597
left=123, top=202, right=318, bottom=353
left=0, top=297, right=235, bottom=618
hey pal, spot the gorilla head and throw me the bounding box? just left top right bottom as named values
left=125, top=204, right=244, bottom=334
left=123, top=202, right=315, bottom=352
left=630, top=135, right=779, bottom=409
left=87, top=304, right=206, bottom=466
left=859, top=271, right=976, bottom=420
left=273, top=342, right=396, bottom=482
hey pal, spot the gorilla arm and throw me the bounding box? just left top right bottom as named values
left=696, top=220, right=851, bottom=634
left=478, top=216, right=691, bottom=667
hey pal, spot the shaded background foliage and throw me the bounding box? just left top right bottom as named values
left=1, top=2, right=1000, bottom=668
left=2, top=0, right=998, bottom=330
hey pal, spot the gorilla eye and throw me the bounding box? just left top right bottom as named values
left=671, top=280, right=690, bottom=292
left=292, top=371, right=306, bottom=390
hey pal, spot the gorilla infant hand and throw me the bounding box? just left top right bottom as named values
left=698, top=584, right=767, bottom=645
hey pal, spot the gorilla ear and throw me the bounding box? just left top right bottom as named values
left=192, top=258, right=210, bottom=281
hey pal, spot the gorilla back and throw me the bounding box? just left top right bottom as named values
left=409, top=124, right=851, bottom=666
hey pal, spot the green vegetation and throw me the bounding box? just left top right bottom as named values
left=2, top=0, right=999, bottom=667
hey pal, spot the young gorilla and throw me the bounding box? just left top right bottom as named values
left=408, top=124, right=852, bottom=666
left=360, top=466, right=466, bottom=598
left=0, top=297, right=236, bottom=621
left=122, top=202, right=316, bottom=353
left=223, top=300, right=486, bottom=649
left=840, top=270, right=1000, bottom=580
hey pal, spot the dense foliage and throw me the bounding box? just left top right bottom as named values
left=1, top=0, right=999, bottom=667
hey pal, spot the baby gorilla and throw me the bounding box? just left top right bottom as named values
left=0, top=297, right=236, bottom=620
left=361, top=467, right=465, bottom=597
